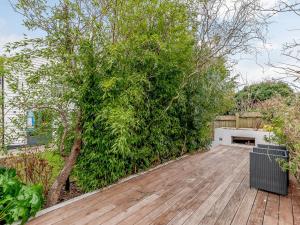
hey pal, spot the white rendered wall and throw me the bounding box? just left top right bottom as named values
left=212, top=128, right=274, bottom=147
left=3, top=58, right=47, bottom=146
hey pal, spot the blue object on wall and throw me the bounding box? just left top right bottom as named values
left=27, top=111, right=35, bottom=127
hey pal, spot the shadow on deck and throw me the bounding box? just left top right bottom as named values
left=28, top=145, right=300, bottom=225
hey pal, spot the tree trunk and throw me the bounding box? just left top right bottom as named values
left=46, top=113, right=82, bottom=207
left=60, top=125, right=68, bottom=156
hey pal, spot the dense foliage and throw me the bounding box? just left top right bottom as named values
left=0, top=167, right=43, bottom=225
left=74, top=1, right=235, bottom=191
left=259, top=96, right=300, bottom=181
left=235, top=81, right=294, bottom=112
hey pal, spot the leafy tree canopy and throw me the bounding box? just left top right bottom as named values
left=235, top=81, right=294, bottom=112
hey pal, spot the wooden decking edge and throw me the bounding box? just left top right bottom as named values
left=33, top=152, right=196, bottom=218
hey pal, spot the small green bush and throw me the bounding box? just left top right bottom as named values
left=0, top=167, right=43, bottom=225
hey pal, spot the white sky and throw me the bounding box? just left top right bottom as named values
left=232, top=0, right=300, bottom=87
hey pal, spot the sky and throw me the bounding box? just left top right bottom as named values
left=233, top=3, right=300, bottom=87
left=0, top=0, right=300, bottom=87
left=0, top=1, right=38, bottom=46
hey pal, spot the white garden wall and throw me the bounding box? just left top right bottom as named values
left=212, top=127, right=274, bottom=147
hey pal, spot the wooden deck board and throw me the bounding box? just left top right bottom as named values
left=230, top=187, right=257, bottom=225
left=263, top=193, right=280, bottom=225
left=28, top=145, right=300, bottom=225
left=214, top=174, right=249, bottom=225
left=198, top=168, right=248, bottom=225
left=279, top=196, right=293, bottom=225
left=247, top=191, right=268, bottom=225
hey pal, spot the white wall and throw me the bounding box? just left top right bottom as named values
left=212, top=128, right=274, bottom=147
left=3, top=58, right=47, bottom=146
left=3, top=70, right=27, bottom=146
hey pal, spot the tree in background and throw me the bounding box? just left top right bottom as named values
left=4, top=0, right=266, bottom=206
left=235, top=81, right=294, bottom=112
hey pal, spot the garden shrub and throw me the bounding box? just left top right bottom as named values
left=0, top=167, right=43, bottom=225
left=74, top=1, right=234, bottom=192
left=259, top=96, right=300, bottom=181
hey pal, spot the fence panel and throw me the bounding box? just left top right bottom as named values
left=214, top=112, right=263, bottom=130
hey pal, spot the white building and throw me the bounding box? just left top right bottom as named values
left=2, top=58, right=48, bottom=148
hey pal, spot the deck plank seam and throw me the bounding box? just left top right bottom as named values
left=261, top=193, right=269, bottom=225
left=180, top=158, right=249, bottom=225
left=197, top=169, right=249, bottom=225
left=129, top=149, right=245, bottom=225
left=228, top=177, right=251, bottom=225
left=245, top=189, right=258, bottom=225
left=214, top=173, right=248, bottom=225
left=178, top=157, right=248, bottom=225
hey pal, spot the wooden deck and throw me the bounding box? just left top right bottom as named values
left=28, top=145, right=300, bottom=225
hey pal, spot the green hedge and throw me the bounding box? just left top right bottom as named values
left=73, top=1, right=234, bottom=192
